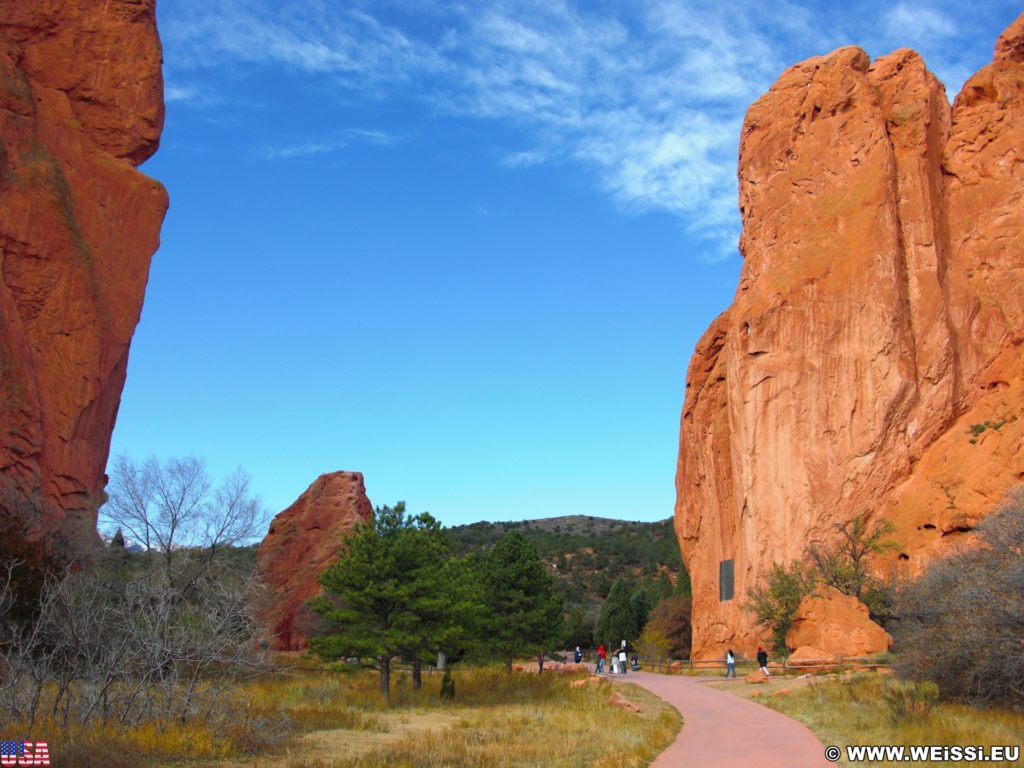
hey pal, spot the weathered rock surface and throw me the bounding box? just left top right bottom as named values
left=786, top=587, right=891, bottom=657
left=0, top=0, right=168, bottom=537
left=676, top=14, right=1024, bottom=658
left=255, top=472, right=373, bottom=651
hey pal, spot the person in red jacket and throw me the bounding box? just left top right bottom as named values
left=596, top=644, right=607, bottom=674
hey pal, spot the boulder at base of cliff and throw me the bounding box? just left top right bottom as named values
left=786, top=585, right=892, bottom=657
left=787, top=645, right=839, bottom=670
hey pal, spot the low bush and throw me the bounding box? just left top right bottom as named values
left=892, top=490, right=1024, bottom=707
left=880, top=679, right=940, bottom=724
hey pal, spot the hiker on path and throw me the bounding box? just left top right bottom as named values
left=538, top=653, right=544, bottom=673
left=619, top=647, right=628, bottom=675
left=725, top=649, right=737, bottom=678
left=574, top=646, right=583, bottom=664
left=757, top=647, right=770, bottom=677
left=596, top=644, right=606, bottom=674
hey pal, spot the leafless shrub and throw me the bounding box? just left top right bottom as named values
left=0, top=565, right=275, bottom=732
left=892, top=489, right=1024, bottom=706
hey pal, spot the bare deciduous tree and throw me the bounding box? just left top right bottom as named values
left=200, top=466, right=265, bottom=565
left=102, top=455, right=267, bottom=576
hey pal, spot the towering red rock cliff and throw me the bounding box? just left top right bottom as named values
left=676, top=14, right=1024, bottom=658
left=256, top=472, right=374, bottom=651
left=0, top=0, right=168, bottom=536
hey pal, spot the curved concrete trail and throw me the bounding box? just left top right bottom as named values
left=613, top=672, right=833, bottom=768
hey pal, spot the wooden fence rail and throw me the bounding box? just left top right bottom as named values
left=288, top=654, right=894, bottom=676
left=634, top=655, right=894, bottom=675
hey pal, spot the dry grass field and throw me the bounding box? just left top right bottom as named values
left=179, top=667, right=681, bottom=768
left=709, top=671, right=1024, bottom=768
left=13, top=665, right=680, bottom=767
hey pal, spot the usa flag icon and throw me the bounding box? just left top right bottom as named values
left=0, top=741, right=50, bottom=766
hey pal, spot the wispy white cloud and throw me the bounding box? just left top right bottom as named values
left=255, top=128, right=397, bottom=160
left=164, top=82, right=221, bottom=106
left=161, top=0, right=1006, bottom=252
left=502, top=150, right=547, bottom=169
left=162, top=0, right=778, bottom=248
left=883, top=3, right=957, bottom=45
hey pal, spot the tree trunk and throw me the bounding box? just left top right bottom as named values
left=412, top=659, right=422, bottom=690
left=437, top=651, right=448, bottom=671
left=379, top=656, right=391, bottom=702
left=505, top=654, right=513, bottom=673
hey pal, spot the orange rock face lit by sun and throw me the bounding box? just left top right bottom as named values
left=675, top=13, right=1024, bottom=659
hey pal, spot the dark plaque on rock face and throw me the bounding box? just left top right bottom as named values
left=719, top=559, right=734, bottom=602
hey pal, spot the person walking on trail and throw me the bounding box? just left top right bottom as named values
left=574, top=646, right=583, bottom=664
left=538, top=653, right=544, bottom=673
left=596, top=644, right=606, bottom=674
left=725, top=649, right=737, bottom=678
left=757, top=646, right=770, bottom=677
left=618, top=647, right=628, bottom=675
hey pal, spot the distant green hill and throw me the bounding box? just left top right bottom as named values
left=444, top=516, right=688, bottom=617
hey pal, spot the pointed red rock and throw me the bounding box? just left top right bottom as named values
left=256, top=472, right=373, bottom=651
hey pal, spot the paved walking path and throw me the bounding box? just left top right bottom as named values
left=612, top=672, right=834, bottom=768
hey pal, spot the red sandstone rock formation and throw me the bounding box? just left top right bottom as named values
left=785, top=586, right=891, bottom=657
left=0, top=0, right=168, bottom=536
left=255, top=472, right=373, bottom=651
left=676, top=14, right=1024, bottom=658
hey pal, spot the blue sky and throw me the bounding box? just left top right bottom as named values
left=110, top=0, right=1021, bottom=528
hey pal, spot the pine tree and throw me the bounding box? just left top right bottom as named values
left=594, top=576, right=638, bottom=650
left=397, top=531, right=481, bottom=689
left=476, top=531, right=563, bottom=672
left=310, top=502, right=459, bottom=700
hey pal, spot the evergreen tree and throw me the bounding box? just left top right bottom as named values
left=476, top=531, right=563, bottom=671
left=310, top=502, right=456, bottom=700
left=400, top=551, right=483, bottom=689
left=629, top=577, right=664, bottom=633
left=673, top=564, right=692, bottom=597
left=594, top=576, right=638, bottom=650
left=562, top=607, right=595, bottom=649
